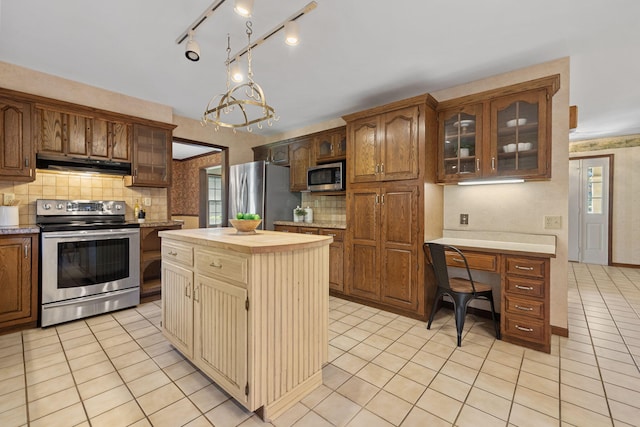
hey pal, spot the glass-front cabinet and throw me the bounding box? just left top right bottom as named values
left=438, top=105, right=483, bottom=182
left=491, top=89, right=549, bottom=178
left=436, top=76, right=558, bottom=184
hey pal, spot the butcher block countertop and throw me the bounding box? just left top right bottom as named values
left=158, top=227, right=332, bottom=254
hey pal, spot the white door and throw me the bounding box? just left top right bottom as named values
left=568, top=157, right=610, bottom=265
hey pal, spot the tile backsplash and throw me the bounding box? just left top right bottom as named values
left=0, top=171, right=167, bottom=224
left=300, top=193, right=346, bottom=224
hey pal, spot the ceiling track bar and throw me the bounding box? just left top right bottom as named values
left=229, top=1, right=317, bottom=63
left=175, top=0, right=228, bottom=45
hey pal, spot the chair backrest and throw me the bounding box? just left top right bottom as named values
left=424, top=242, right=476, bottom=292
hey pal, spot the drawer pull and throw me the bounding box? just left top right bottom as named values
left=452, top=257, right=464, bottom=263
left=515, top=265, right=534, bottom=271
left=515, top=284, right=534, bottom=291
left=168, top=251, right=177, bottom=256
left=209, top=261, right=223, bottom=269
left=304, top=232, right=314, bottom=235
left=515, top=325, right=534, bottom=332
left=327, top=233, right=336, bottom=237
left=515, top=305, right=534, bottom=311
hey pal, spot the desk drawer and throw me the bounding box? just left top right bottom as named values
left=503, top=315, right=546, bottom=344
left=195, top=249, right=248, bottom=285
left=319, top=228, right=344, bottom=242
left=505, top=257, right=546, bottom=278
left=162, top=242, right=193, bottom=267
left=446, top=251, right=498, bottom=272
left=504, top=295, right=544, bottom=320
left=505, top=276, right=545, bottom=298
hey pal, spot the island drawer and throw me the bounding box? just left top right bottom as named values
left=195, top=248, right=248, bottom=285
left=162, top=241, right=193, bottom=267
left=505, top=257, right=546, bottom=278
left=445, top=251, right=498, bottom=272
left=319, top=228, right=344, bottom=242
left=505, top=276, right=545, bottom=298
left=503, top=295, right=544, bottom=320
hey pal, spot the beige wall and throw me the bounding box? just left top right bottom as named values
left=569, top=138, right=640, bottom=265
left=431, top=58, right=570, bottom=330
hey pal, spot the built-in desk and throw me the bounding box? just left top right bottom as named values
left=428, top=231, right=556, bottom=353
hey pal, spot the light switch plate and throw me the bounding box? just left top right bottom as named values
left=460, top=213, right=469, bottom=225
left=544, top=215, right=562, bottom=229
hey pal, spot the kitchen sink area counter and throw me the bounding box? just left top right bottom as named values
left=0, top=225, right=40, bottom=235
left=428, top=229, right=557, bottom=256
left=159, top=227, right=331, bottom=421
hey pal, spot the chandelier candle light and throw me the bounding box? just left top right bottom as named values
left=202, top=21, right=277, bottom=132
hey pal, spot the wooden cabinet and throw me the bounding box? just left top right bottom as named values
left=0, top=234, right=38, bottom=333
left=274, top=225, right=345, bottom=293
left=289, top=137, right=314, bottom=191
left=35, top=106, right=132, bottom=162
left=125, top=124, right=171, bottom=187
left=501, top=256, right=550, bottom=353
left=436, top=75, right=559, bottom=183
left=315, top=127, right=346, bottom=163
left=0, top=97, right=34, bottom=181
left=347, top=182, right=422, bottom=313
left=161, top=231, right=329, bottom=420
left=140, top=224, right=182, bottom=302
left=347, top=105, right=421, bottom=184
left=252, top=141, right=290, bottom=165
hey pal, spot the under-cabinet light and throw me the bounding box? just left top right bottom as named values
left=457, top=178, right=525, bottom=186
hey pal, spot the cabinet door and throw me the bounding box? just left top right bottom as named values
left=128, top=124, right=171, bottom=187
left=347, top=188, right=380, bottom=299
left=380, top=183, right=419, bottom=310
left=348, top=116, right=380, bottom=183
left=35, top=107, right=65, bottom=155
left=66, top=113, right=91, bottom=157
left=437, top=104, right=483, bottom=183
left=194, top=274, right=248, bottom=404
left=161, top=261, right=194, bottom=358
left=270, top=143, right=289, bottom=165
left=0, top=237, right=33, bottom=326
left=315, top=128, right=346, bottom=162
left=289, top=138, right=314, bottom=191
left=0, top=98, right=33, bottom=180
left=110, top=121, right=132, bottom=162
left=89, top=117, right=110, bottom=159
left=492, top=89, right=549, bottom=179
left=328, top=241, right=344, bottom=292
left=380, top=106, right=420, bottom=181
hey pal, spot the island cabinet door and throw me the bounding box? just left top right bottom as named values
left=161, top=261, right=194, bottom=358
left=194, top=274, right=249, bottom=406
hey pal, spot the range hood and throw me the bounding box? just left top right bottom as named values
left=36, top=154, right=131, bottom=176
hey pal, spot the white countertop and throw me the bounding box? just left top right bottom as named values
left=428, top=230, right=557, bottom=256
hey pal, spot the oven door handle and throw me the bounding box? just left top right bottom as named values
left=41, top=229, right=139, bottom=239
left=42, top=287, right=139, bottom=308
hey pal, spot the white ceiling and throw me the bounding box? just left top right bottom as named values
left=1, top=0, right=639, bottom=142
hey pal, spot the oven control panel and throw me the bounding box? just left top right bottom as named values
left=36, top=199, right=126, bottom=216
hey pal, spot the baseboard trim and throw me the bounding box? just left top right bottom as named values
left=551, top=326, right=569, bottom=337
left=611, top=262, right=640, bottom=269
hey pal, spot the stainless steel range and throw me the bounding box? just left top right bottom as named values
left=37, top=199, right=140, bottom=327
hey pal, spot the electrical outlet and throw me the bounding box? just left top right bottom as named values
left=143, top=197, right=152, bottom=206
left=3, top=193, right=15, bottom=205
left=544, top=215, right=562, bottom=229
left=460, top=213, right=469, bottom=225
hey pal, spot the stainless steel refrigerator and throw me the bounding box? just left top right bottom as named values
left=228, top=161, right=301, bottom=230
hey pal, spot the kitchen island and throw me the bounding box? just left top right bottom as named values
left=158, top=227, right=332, bottom=421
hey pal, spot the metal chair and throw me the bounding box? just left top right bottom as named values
left=424, top=242, right=501, bottom=346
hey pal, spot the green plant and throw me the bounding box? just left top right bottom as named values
left=294, top=207, right=306, bottom=217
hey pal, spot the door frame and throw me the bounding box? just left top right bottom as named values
left=569, top=154, right=614, bottom=265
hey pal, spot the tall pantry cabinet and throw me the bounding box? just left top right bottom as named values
left=343, top=94, right=441, bottom=320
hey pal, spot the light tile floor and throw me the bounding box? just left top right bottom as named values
left=1, top=262, right=640, bottom=426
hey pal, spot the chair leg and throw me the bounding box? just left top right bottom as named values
left=452, top=293, right=473, bottom=347
left=427, top=289, right=444, bottom=330
left=487, top=291, right=501, bottom=340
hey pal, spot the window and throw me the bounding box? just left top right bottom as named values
left=208, top=174, right=222, bottom=227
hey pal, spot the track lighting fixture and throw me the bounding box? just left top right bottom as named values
left=233, top=0, right=254, bottom=17
left=284, top=21, right=300, bottom=46
left=185, top=31, right=200, bottom=61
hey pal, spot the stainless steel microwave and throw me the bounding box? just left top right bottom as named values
left=307, top=161, right=345, bottom=191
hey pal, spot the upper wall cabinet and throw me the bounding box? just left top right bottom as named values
left=436, top=75, right=560, bottom=184
left=35, top=106, right=132, bottom=162
left=253, top=141, right=290, bottom=166
left=0, top=97, right=34, bottom=181
left=315, top=127, right=346, bottom=163
left=346, top=105, right=422, bottom=184
left=125, top=124, right=171, bottom=187
left=289, top=137, right=314, bottom=192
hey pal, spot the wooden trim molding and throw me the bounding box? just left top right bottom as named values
left=551, top=326, right=569, bottom=337
left=569, top=105, right=578, bottom=130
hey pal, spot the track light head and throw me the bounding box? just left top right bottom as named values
left=185, top=31, right=200, bottom=61
left=234, top=0, right=254, bottom=17
left=284, top=21, right=300, bottom=46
